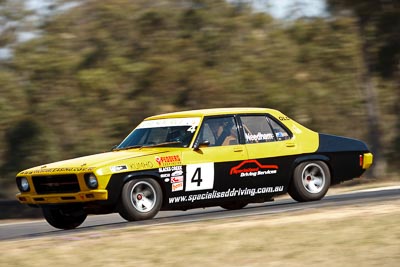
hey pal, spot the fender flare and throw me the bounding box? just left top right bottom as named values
left=105, top=170, right=166, bottom=207
left=290, top=154, right=332, bottom=185
left=293, top=154, right=330, bottom=166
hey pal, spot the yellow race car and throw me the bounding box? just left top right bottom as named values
left=16, top=108, right=373, bottom=229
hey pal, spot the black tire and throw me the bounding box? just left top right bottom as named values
left=288, top=161, right=331, bottom=202
left=42, top=206, right=87, bottom=230
left=118, top=178, right=163, bottom=221
left=220, top=202, right=248, bottom=210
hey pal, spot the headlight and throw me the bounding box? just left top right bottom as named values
left=17, top=177, right=30, bottom=192
left=84, top=173, right=98, bottom=189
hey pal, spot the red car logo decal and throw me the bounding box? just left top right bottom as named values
left=230, top=159, right=278, bottom=177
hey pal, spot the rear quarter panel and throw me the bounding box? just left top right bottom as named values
left=316, top=134, right=370, bottom=184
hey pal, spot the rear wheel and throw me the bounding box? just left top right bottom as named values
left=289, top=161, right=331, bottom=202
left=118, top=178, right=163, bottom=221
left=42, top=206, right=87, bottom=230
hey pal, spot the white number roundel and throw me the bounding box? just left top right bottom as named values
left=185, top=163, right=214, bottom=191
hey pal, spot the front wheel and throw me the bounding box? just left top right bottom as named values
left=118, top=178, right=163, bottom=221
left=42, top=206, right=87, bottom=230
left=288, top=161, right=331, bottom=202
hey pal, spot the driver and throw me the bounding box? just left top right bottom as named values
left=207, top=119, right=238, bottom=146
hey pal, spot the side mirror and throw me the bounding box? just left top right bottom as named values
left=193, top=140, right=210, bottom=150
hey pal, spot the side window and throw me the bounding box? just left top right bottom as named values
left=241, top=116, right=275, bottom=143
left=268, top=118, right=291, bottom=141
left=197, top=117, right=239, bottom=146
left=199, top=123, right=216, bottom=145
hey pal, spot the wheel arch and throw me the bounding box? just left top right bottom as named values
left=288, top=155, right=332, bottom=202
left=106, top=171, right=167, bottom=209
left=290, top=154, right=332, bottom=186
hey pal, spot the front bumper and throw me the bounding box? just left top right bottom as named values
left=16, top=190, right=108, bottom=205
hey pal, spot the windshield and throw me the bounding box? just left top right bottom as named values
left=116, top=117, right=201, bottom=149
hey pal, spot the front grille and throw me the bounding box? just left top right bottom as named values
left=32, top=175, right=80, bottom=194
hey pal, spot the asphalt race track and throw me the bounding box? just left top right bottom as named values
left=1, top=187, right=398, bottom=241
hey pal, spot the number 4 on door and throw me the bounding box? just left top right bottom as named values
left=185, top=163, right=214, bottom=191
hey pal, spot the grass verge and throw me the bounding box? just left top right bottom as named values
left=1, top=199, right=399, bottom=267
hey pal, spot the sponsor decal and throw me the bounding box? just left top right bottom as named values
left=275, top=132, right=284, bottom=138
left=159, top=165, right=182, bottom=173
left=20, top=167, right=95, bottom=175
left=171, top=176, right=184, bottom=183
left=131, top=161, right=154, bottom=170
left=230, top=160, right=278, bottom=177
left=278, top=116, right=290, bottom=121
left=245, top=132, right=274, bottom=142
left=172, top=182, right=184, bottom=192
left=159, top=166, right=184, bottom=185
left=171, top=170, right=183, bottom=177
left=168, top=186, right=285, bottom=204
left=110, top=165, right=128, bottom=173
left=155, top=155, right=181, bottom=167
left=138, top=118, right=201, bottom=129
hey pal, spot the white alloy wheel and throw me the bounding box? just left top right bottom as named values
left=301, top=163, right=326, bottom=194
left=130, top=181, right=157, bottom=213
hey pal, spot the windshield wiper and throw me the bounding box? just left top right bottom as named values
left=141, top=141, right=182, bottom=148
left=112, top=145, right=143, bottom=151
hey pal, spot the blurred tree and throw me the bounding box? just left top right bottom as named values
left=286, top=17, right=367, bottom=135
left=3, top=118, right=41, bottom=172
left=0, top=0, right=398, bottom=197
left=327, top=0, right=400, bottom=176
left=0, top=0, right=49, bottom=60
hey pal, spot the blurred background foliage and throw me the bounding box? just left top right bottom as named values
left=0, top=0, right=399, bottom=197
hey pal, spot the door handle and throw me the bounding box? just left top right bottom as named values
left=233, top=146, right=243, bottom=152
left=286, top=142, right=296, bottom=147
